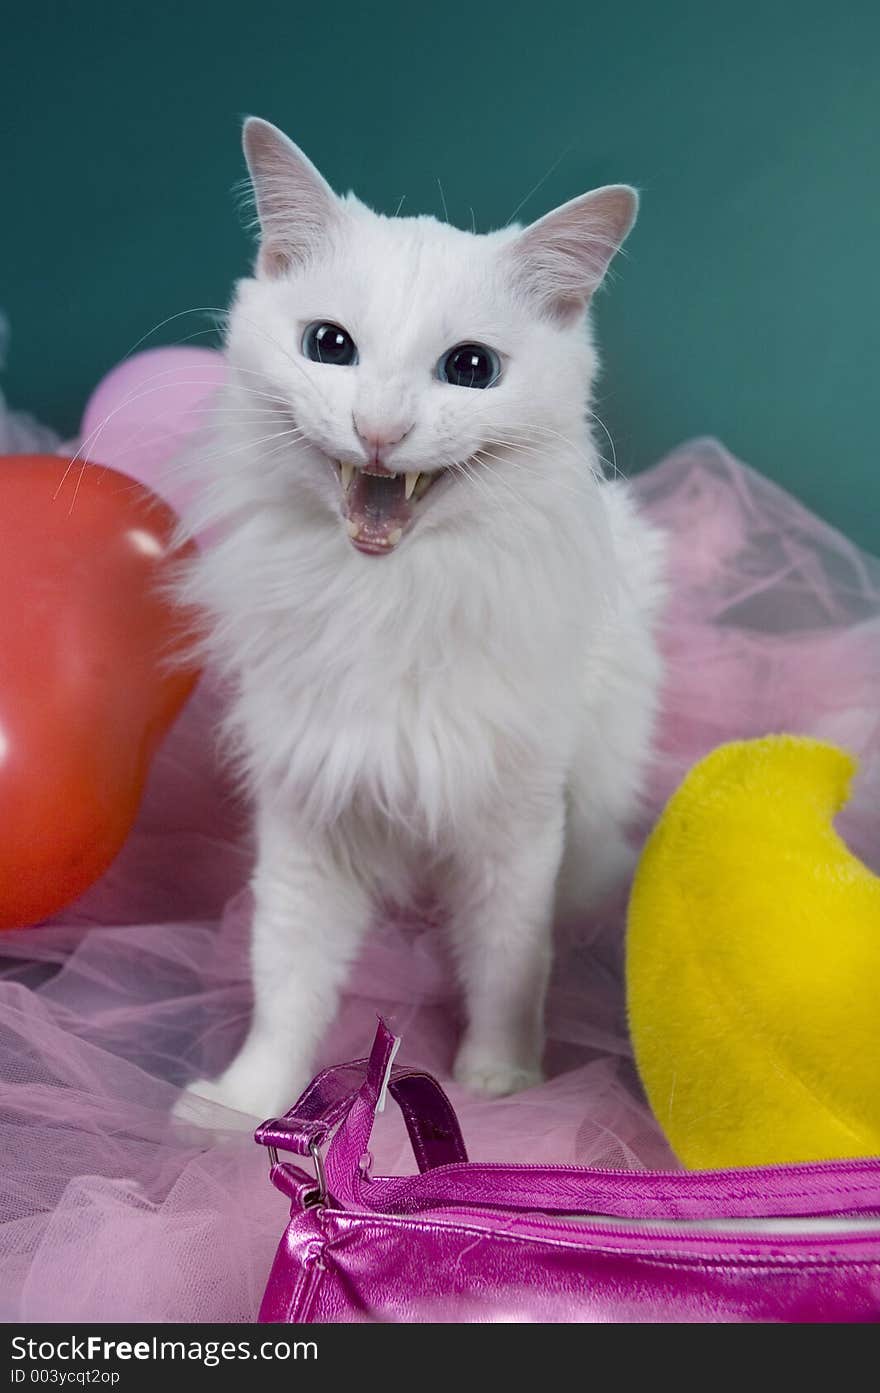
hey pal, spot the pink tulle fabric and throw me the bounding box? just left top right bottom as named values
left=1, top=437, right=878, bottom=1322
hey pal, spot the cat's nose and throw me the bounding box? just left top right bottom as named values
left=353, top=415, right=413, bottom=460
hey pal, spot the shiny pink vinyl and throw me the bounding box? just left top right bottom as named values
left=256, top=1022, right=880, bottom=1323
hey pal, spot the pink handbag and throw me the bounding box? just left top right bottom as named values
left=255, top=1020, right=880, bottom=1323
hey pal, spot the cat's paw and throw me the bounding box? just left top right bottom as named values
left=172, top=1075, right=258, bottom=1121
left=171, top=1078, right=261, bottom=1129
left=452, top=1046, right=544, bottom=1098
left=173, top=1061, right=303, bottom=1124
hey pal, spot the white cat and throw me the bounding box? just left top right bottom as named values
left=179, top=118, right=666, bottom=1118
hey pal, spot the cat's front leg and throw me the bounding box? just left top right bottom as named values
left=181, top=810, right=370, bottom=1119
left=448, top=796, right=566, bottom=1097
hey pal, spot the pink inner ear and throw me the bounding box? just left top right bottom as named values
left=243, top=118, right=339, bottom=276
left=510, top=185, right=638, bottom=321
left=258, top=244, right=295, bottom=279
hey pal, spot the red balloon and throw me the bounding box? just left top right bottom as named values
left=0, top=455, right=200, bottom=929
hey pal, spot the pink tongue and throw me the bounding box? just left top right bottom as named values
left=347, top=472, right=411, bottom=547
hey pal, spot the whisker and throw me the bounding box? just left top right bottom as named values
left=121, top=306, right=229, bottom=360
left=505, top=143, right=573, bottom=226
left=473, top=447, right=587, bottom=505
left=451, top=455, right=530, bottom=544
left=466, top=396, right=619, bottom=476
left=181, top=425, right=307, bottom=473
left=120, top=303, right=336, bottom=416
left=485, top=433, right=594, bottom=472
left=487, top=414, right=618, bottom=480
left=436, top=177, right=450, bottom=224
left=84, top=408, right=299, bottom=480
left=59, top=375, right=291, bottom=499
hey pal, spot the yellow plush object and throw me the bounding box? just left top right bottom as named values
left=627, top=735, right=880, bottom=1170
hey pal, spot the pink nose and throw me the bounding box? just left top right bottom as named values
left=353, top=416, right=412, bottom=456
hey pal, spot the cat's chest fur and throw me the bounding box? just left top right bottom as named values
left=226, top=507, right=595, bottom=855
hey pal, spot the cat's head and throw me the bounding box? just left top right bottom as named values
left=224, top=117, right=636, bottom=558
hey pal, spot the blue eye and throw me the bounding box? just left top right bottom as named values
left=302, top=321, right=358, bottom=366
left=436, top=342, right=501, bottom=389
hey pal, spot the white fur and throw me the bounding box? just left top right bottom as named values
left=178, top=120, right=666, bottom=1117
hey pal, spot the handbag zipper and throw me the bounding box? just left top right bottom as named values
left=353, top=1153, right=880, bottom=1217
left=406, top=1202, right=880, bottom=1247
left=343, top=1154, right=880, bottom=1243
left=531, top=1211, right=880, bottom=1235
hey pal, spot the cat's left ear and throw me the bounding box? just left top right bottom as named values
left=506, top=185, right=638, bottom=323
left=242, top=117, right=340, bottom=278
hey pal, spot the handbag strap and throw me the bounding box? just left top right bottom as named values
left=254, top=1019, right=467, bottom=1180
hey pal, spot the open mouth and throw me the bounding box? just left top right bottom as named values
left=336, top=463, right=439, bottom=555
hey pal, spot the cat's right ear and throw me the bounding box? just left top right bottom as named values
left=505, top=185, right=638, bottom=323
left=242, top=117, right=339, bottom=278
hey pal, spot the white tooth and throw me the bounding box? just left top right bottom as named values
left=346, top=519, right=360, bottom=538
left=404, top=472, right=419, bottom=501
left=388, top=527, right=403, bottom=545
left=340, top=462, right=355, bottom=493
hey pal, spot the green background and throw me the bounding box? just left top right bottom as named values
left=3, top=2, right=878, bottom=550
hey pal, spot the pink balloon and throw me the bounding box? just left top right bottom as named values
left=80, top=346, right=225, bottom=516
